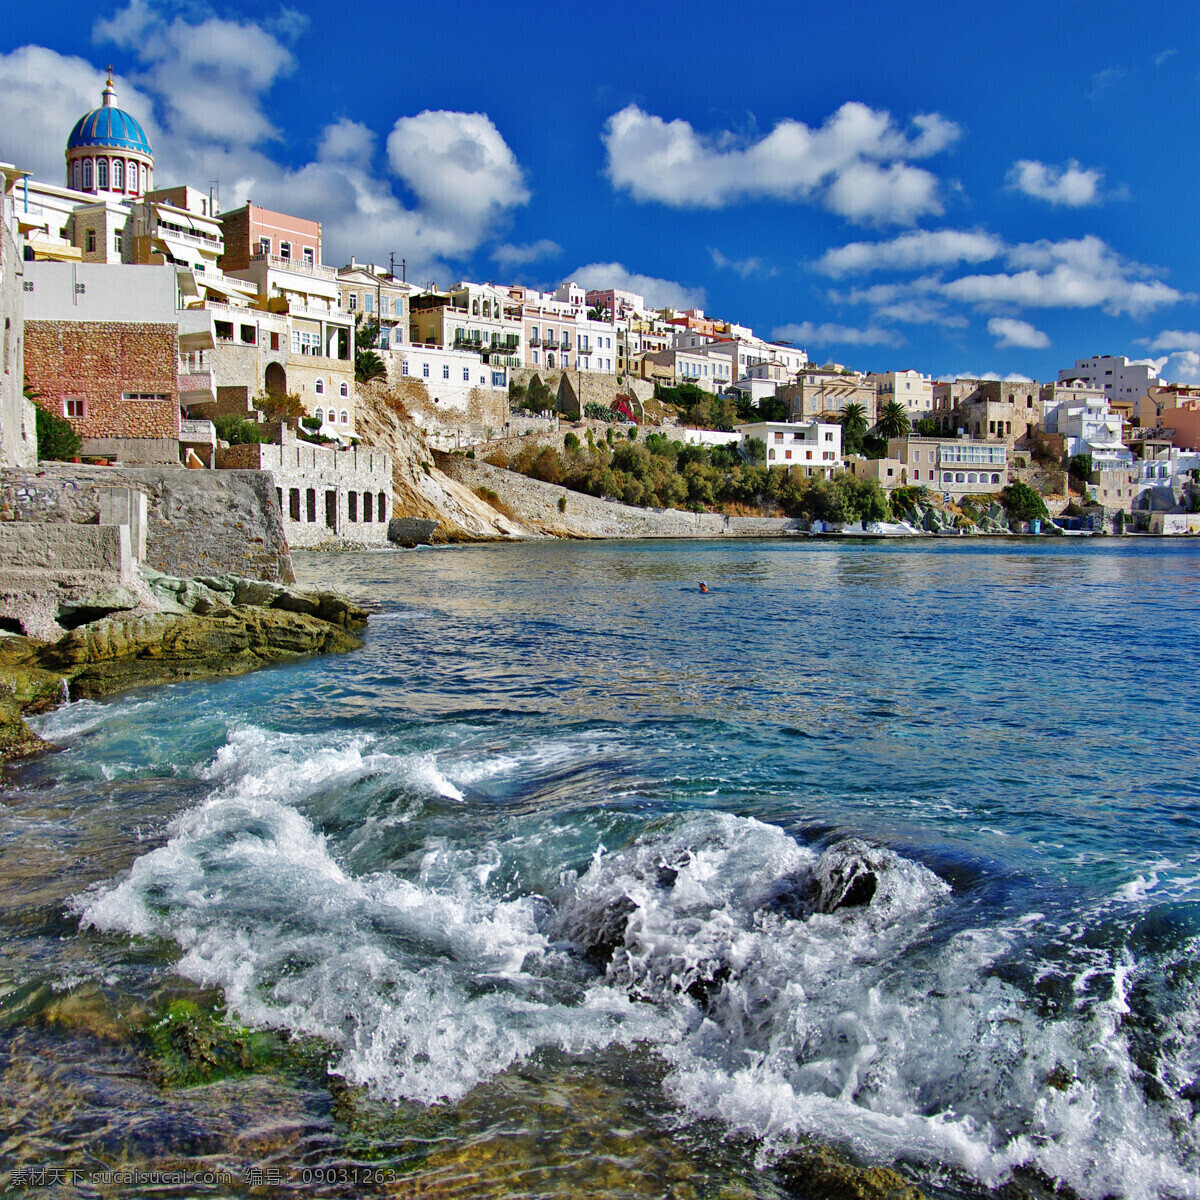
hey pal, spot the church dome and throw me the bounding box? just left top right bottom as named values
left=66, top=75, right=152, bottom=157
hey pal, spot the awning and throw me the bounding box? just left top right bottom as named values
left=29, top=240, right=82, bottom=262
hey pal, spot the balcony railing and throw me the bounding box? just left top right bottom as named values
left=157, top=225, right=223, bottom=252
left=250, top=252, right=337, bottom=281
left=180, top=418, right=216, bottom=441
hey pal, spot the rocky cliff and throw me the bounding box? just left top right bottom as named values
left=354, top=381, right=539, bottom=540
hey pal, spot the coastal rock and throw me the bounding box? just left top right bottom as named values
left=41, top=606, right=363, bottom=699
left=777, top=1145, right=927, bottom=1200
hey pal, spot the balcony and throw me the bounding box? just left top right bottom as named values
left=250, top=252, right=337, bottom=281
left=178, top=370, right=216, bottom=403
left=527, top=336, right=540, bottom=347
left=180, top=418, right=216, bottom=443
left=156, top=225, right=223, bottom=252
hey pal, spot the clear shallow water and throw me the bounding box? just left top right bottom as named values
left=4, top=539, right=1200, bottom=1198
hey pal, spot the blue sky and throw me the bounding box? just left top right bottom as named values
left=3, top=0, right=1199, bottom=382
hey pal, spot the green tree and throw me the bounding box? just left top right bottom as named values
left=743, top=436, right=766, bottom=464
left=839, top=402, right=868, bottom=456
left=213, top=414, right=265, bottom=445
left=34, top=401, right=81, bottom=461
left=1069, top=453, right=1094, bottom=482
left=999, top=480, right=1049, bottom=522
left=874, top=399, right=911, bottom=441
left=354, top=316, right=387, bottom=384
left=913, top=417, right=939, bottom=437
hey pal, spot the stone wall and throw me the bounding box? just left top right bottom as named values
left=444, top=457, right=803, bottom=539
left=215, top=432, right=392, bottom=549
left=0, top=463, right=294, bottom=582
left=24, top=320, right=180, bottom=440
left=510, top=367, right=655, bottom=418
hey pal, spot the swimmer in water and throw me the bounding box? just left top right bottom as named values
left=699, top=581, right=709, bottom=592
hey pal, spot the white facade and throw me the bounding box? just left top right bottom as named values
left=1059, top=355, right=1164, bottom=404
left=874, top=370, right=933, bottom=416
left=740, top=420, right=842, bottom=476
left=391, top=344, right=504, bottom=403
left=890, top=436, right=1008, bottom=497
left=1044, top=390, right=1130, bottom=466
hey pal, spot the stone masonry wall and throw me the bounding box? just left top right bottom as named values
left=0, top=463, right=294, bottom=582
left=215, top=434, right=391, bottom=549
left=24, top=320, right=179, bottom=440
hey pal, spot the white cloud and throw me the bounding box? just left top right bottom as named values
left=771, top=321, right=902, bottom=348
left=603, top=101, right=959, bottom=224
left=709, top=247, right=776, bottom=277
left=816, top=228, right=1003, bottom=276
left=1165, top=351, right=1200, bottom=382
left=872, top=299, right=968, bottom=328
left=491, top=239, right=562, bottom=268
left=1135, top=330, right=1200, bottom=352
left=567, top=263, right=705, bottom=311
left=953, top=372, right=1034, bottom=383
left=988, top=318, right=1050, bottom=349
left=1008, top=159, right=1104, bottom=206
left=945, top=236, right=1187, bottom=317
left=1155, top=48, right=1177, bottom=67
left=386, top=110, right=528, bottom=247
left=0, top=4, right=533, bottom=279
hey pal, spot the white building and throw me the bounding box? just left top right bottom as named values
left=740, top=420, right=842, bottom=476
left=873, top=369, right=934, bottom=417
left=889, top=435, right=1008, bottom=498
left=1058, top=355, right=1165, bottom=405
left=1044, top=389, right=1130, bottom=467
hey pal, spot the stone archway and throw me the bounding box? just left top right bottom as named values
left=265, top=362, right=287, bottom=397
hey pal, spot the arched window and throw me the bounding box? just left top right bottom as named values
left=113, top=159, right=124, bottom=190
left=340, top=409, right=349, bottom=425
left=129, top=162, right=138, bottom=192
left=72, top=161, right=80, bottom=190
left=955, top=472, right=965, bottom=483
left=339, top=382, right=348, bottom=397
left=967, top=472, right=977, bottom=484
left=96, top=159, right=108, bottom=189
left=991, top=473, right=1001, bottom=484
left=314, top=407, right=324, bottom=423
left=378, top=491, right=387, bottom=521
left=82, top=159, right=93, bottom=190
left=314, top=379, right=324, bottom=395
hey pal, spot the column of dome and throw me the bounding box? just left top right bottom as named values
left=65, top=74, right=154, bottom=198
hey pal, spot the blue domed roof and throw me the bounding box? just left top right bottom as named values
left=66, top=78, right=152, bottom=157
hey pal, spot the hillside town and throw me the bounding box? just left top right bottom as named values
left=3, top=72, right=1200, bottom=563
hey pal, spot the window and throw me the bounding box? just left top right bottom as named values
left=279, top=241, right=291, bottom=261
left=363, top=492, right=373, bottom=523
left=114, top=230, right=123, bottom=254
left=63, top=397, right=85, bottom=418
left=348, top=491, right=358, bottom=522
left=113, top=159, right=124, bottom=190
left=86, top=229, right=97, bottom=253
left=785, top=450, right=792, bottom=460
left=340, top=409, right=348, bottom=424
left=82, top=159, right=93, bottom=189
left=96, top=159, right=108, bottom=189
left=422, top=362, right=429, bottom=378
left=462, top=367, right=470, bottom=381
left=314, top=407, right=324, bottom=423
left=379, top=329, right=389, bottom=349
left=378, top=491, right=387, bottom=521
left=72, top=161, right=80, bottom=190
left=240, top=325, right=256, bottom=344
left=315, top=379, right=325, bottom=395
left=349, top=294, right=357, bottom=311
left=401, top=360, right=409, bottom=376
left=120, top=392, right=169, bottom=401
left=303, top=247, right=314, bottom=266
left=215, top=321, right=234, bottom=342
left=306, top=488, right=317, bottom=523
left=340, top=382, right=348, bottom=397
left=364, top=294, right=373, bottom=313
left=258, top=236, right=271, bottom=256
left=443, top=364, right=450, bottom=380
left=270, top=332, right=280, bottom=351
left=289, top=488, right=301, bottom=521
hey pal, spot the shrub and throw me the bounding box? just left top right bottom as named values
left=558, top=495, right=567, bottom=513
left=465, top=449, right=475, bottom=459
left=474, top=486, right=516, bottom=519
left=999, top=480, right=1049, bottom=522
left=564, top=432, right=580, bottom=453
left=35, top=404, right=81, bottom=461
left=627, top=427, right=637, bottom=441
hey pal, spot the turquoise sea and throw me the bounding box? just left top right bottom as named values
left=3, top=538, right=1199, bottom=1198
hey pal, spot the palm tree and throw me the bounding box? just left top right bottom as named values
left=874, top=399, right=911, bottom=442
left=839, top=401, right=868, bottom=437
